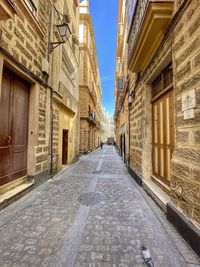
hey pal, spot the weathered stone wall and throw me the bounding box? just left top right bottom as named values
left=74, top=108, right=80, bottom=159
left=129, top=0, right=200, bottom=228
left=115, top=92, right=129, bottom=162
left=0, top=0, right=52, bottom=178
left=171, top=0, right=200, bottom=227
left=0, top=0, right=50, bottom=78
left=52, top=102, right=59, bottom=174
left=129, top=78, right=145, bottom=176
left=174, top=0, right=188, bottom=13
left=35, top=87, right=50, bottom=174
left=80, top=120, right=89, bottom=153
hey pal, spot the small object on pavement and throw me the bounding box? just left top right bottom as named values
left=141, top=245, right=154, bottom=267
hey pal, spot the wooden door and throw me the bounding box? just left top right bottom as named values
left=152, top=90, right=174, bottom=186
left=120, top=134, right=123, bottom=156
left=62, top=130, right=68, bottom=165
left=0, top=71, right=11, bottom=186
left=0, top=69, right=29, bottom=186
left=11, top=78, right=29, bottom=181
left=123, top=134, right=126, bottom=163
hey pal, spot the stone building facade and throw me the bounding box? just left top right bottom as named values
left=115, top=0, right=200, bottom=255
left=50, top=0, right=80, bottom=172
left=79, top=0, right=102, bottom=154
left=114, top=0, right=129, bottom=163
left=100, top=108, right=110, bottom=143
left=0, top=0, right=80, bottom=204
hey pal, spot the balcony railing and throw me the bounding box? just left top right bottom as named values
left=128, top=0, right=148, bottom=61
left=88, top=111, right=98, bottom=126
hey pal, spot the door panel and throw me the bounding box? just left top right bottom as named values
left=152, top=90, right=174, bottom=186
left=12, top=78, right=29, bottom=179
left=0, top=72, right=11, bottom=185
left=0, top=69, right=29, bottom=186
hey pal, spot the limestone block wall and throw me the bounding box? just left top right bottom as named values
left=35, top=87, right=50, bottom=174
left=52, top=103, right=59, bottom=174
left=74, top=108, right=80, bottom=158
left=129, top=82, right=145, bottom=176
left=0, top=0, right=53, bottom=177
left=171, top=0, right=200, bottom=227
left=127, top=0, right=200, bottom=229
left=0, top=0, right=50, bottom=77
left=80, top=87, right=89, bottom=117
left=80, top=120, right=89, bottom=153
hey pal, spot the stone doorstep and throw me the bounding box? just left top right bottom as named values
left=142, top=179, right=170, bottom=213
left=0, top=181, right=35, bottom=207
left=0, top=176, right=27, bottom=195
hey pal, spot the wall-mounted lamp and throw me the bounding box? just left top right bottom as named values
left=50, top=22, right=71, bottom=53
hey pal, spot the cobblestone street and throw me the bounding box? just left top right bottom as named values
left=0, top=146, right=199, bottom=267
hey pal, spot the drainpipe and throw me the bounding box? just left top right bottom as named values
left=48, top=6, right=53, bottom=178
left=128, top=87, right=131, bottom=167
left=50, top=88, right=53, bottom=178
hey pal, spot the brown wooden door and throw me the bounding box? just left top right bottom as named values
left=0, top=69, right=29, bottom=186
left=62, top=130, right=68, bottom=165
left=152, top=89, right=174, bottom=186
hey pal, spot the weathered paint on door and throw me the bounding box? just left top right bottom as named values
left=0, top=68, right=29, bottom=186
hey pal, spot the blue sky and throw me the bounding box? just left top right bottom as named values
left=90, top=0, right=118, bottom=117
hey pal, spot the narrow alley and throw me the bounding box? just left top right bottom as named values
left=0, top=146, right=199, bottom=267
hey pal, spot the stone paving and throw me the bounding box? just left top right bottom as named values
left=0, top=146, right=199, bottom=267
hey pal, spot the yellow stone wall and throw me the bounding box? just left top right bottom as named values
left=58, top=106, right=76, bottom=170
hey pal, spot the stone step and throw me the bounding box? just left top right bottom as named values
left=0, top=180, right=35, bottom=210
left=142, top=179, right=170, bottom=212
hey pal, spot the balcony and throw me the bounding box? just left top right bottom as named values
left=128, top=0, right=174, bottom=72
left=88, top=111, right=97, bottom=126
left=116, top=23, right=124, bottom=57
left=89, top=81, right=98, bottom=104
left=114, top=77, right=128, bottom=117
left=89, top=48, right=97, bottom=79
left=0, top=0, right=16, bottom=20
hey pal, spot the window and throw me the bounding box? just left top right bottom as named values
left=152, top=63, right=173, bottom=98
left=118, top=77, right=125, bottom=91
left=24, top=0, right=37, bottom=16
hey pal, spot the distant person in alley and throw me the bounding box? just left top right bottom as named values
left=100, top=141, right=103, bottom=149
